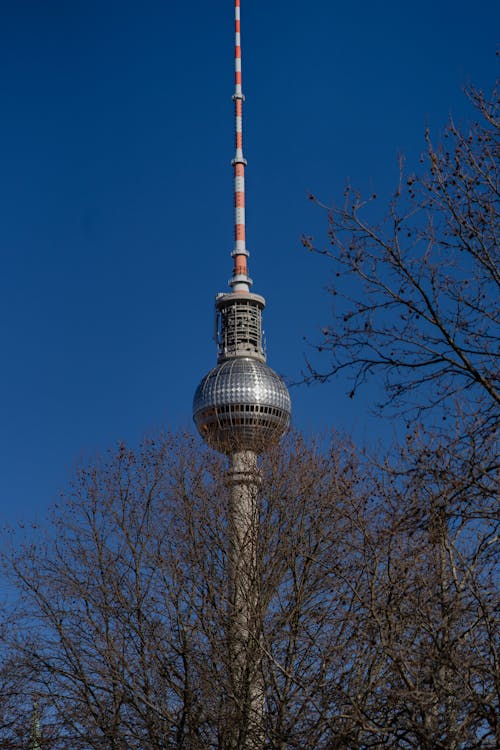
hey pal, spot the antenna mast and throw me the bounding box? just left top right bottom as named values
left=231, top=0, right=251, bottom=292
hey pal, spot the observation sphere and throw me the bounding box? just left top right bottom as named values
left=193, top=357, right=291, bottom=454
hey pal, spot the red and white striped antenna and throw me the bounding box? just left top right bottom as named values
left=230, top=0, right=251, bottom=293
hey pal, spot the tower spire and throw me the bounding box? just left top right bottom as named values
left=230, top=0, right=251, bottom=292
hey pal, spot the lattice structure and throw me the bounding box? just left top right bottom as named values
left=216, top=292, right=265, bottom=361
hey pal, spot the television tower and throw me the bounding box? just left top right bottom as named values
left=192, top=0, right=291, bottom=744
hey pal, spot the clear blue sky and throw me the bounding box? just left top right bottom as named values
left=0, top=0, right=497, bottom=528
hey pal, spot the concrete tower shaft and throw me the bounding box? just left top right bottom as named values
left=226, top=449, right=264, bottom=749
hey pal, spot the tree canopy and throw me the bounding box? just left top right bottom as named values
left=1, top=428, right=498, bottom=749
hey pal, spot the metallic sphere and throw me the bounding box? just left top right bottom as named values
left=193, top=357, right=291, bottom=454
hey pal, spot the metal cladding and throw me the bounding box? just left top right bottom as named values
left=193, top=358, right=291, bottom=454
left=192, top=0, right=291, bottom=455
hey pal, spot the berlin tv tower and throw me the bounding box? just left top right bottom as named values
left=193, top=0, right=291, bottom=743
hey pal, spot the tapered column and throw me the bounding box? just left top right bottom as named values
left=226, top=450, right=264, bottom=749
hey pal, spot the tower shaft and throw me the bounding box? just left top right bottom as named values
left=226, top=451, right=264, bottom=749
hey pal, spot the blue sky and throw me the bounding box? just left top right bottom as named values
left=0, top=0, right=497, bottom=528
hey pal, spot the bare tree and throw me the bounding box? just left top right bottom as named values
left=0, top=607, right=40, bottom=749
left=351, top=428, right=499, bottom=749
left=302, top=83, right=499, bottom=437
left=298, top=79, right=499, bottom=748
left=3, top=429, right=497, bottom=749
left=4, top=432, right=365, bottom=749
left=261, top=430, right=499, bottom=749
left=5, top=436, right=228, bottom=749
